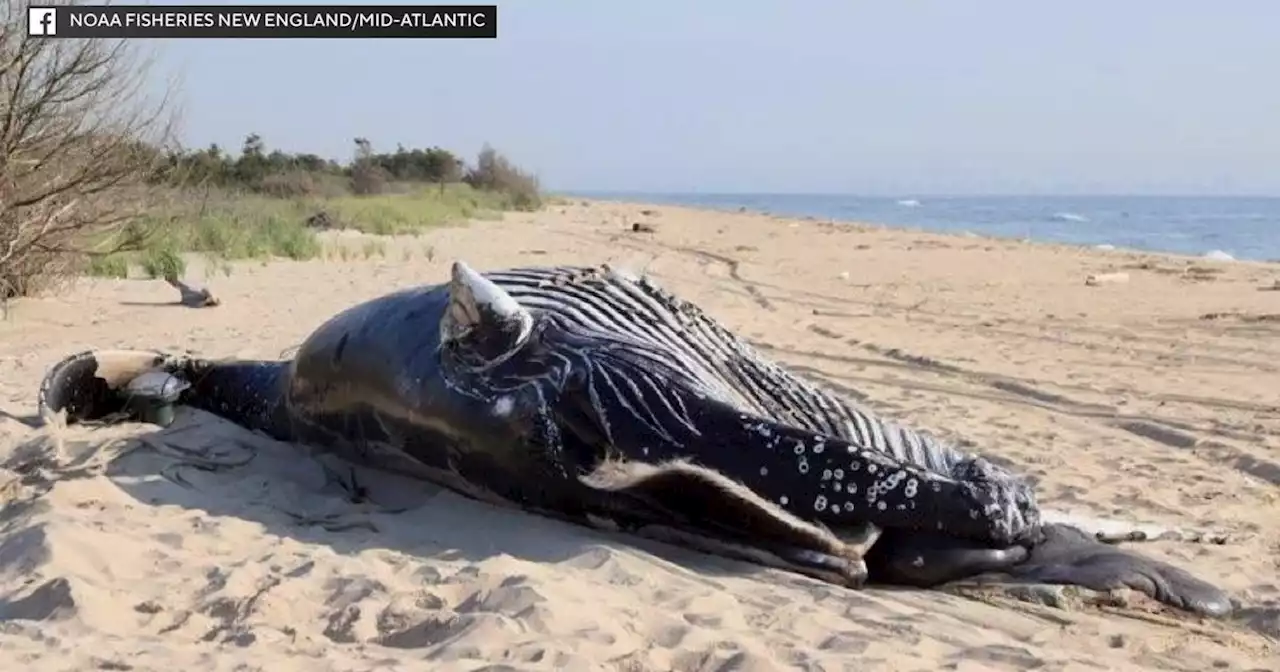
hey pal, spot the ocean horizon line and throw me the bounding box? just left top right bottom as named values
left=564, top=191, right=1280, bottom=201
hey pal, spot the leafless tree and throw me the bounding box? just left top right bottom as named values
left=0, top=0, right=180, bottom=299
left=463, top=143, right=541, bottom=210
left=350, top=136, right=388, bottom=195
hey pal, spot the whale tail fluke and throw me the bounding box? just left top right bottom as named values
left=38, top=349, right=173, bottom=427
left=37, top=349, right=292, bottom=440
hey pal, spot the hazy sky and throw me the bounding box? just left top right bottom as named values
left=148, top=0, right=1280, bottom=195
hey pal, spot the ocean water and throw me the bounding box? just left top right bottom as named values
left=577, top=194, right=1280, bottom=262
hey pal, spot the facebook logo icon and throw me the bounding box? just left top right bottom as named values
left=27, top=7, right=57, bottom=36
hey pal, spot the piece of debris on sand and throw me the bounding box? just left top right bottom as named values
left=1085, top=271, right=1129, bottom=286
left=305, top=211, right=339, bottom=230
left=164, top=275, right=220, bottom=308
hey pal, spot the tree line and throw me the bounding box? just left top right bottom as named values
left=155, top=133, right=540, bottom=206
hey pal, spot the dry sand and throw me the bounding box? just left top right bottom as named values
left=1, top=200, right=1278, bottom=671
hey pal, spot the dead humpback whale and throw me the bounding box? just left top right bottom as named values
left=37, top=261, right=1233, bottom=617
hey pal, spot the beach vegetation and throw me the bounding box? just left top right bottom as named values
left=0, top=9, right=543, bottom=297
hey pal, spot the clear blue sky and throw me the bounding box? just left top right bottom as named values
left=149, top=0, right=1280, bottom=195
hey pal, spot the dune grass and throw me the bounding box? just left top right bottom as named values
left=87, top=184, right=516, bottom=279
left=325, top=183, right=509, bottom=235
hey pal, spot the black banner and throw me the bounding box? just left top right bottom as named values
left=25, top=4, right=498, bottom=39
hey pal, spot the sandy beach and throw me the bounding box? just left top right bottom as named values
left=1, top=200, right=1277, bottom=671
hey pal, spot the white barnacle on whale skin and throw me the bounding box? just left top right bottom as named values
left=740, top=417, right=775, bottom=439
left=813, top=495, right=828, bottom=512
left=879, top=470, right=907, bottom=494
left=491, top=395, right=516, bottom=417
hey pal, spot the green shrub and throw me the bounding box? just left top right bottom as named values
left=15, top=130, right=548, bottom=291
left=87, top=255, right=131, bottom=279
left=140, top=247, right=186, bottom=280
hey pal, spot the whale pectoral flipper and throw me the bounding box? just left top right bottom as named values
left=1001, top=523, right=1234, bottom=617
left=713, top=410, right=1040, bottom=546
left=579, top=458, right=874, bottom=586
left=562, top=372, right=1040, bottom=546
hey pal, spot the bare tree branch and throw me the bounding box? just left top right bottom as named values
left=0, top=0, right=181, bottom=298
